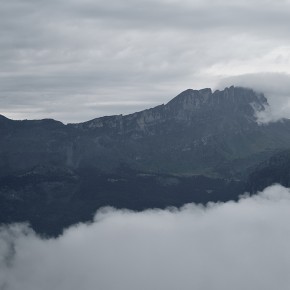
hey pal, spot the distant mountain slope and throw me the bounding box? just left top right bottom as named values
left=0, top=166, right=245, bottom=236
left=246, top=149, right=290, bottom=192
left=2, top=85, right=290, bottom=236
left=1, top=86, right=290, bottom=178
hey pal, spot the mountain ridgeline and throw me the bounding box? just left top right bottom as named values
left=1, top=86, right=290, bottom=177
left=1, top=86, right=290, bottom=236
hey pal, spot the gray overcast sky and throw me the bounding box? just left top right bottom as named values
left=1, top=0, right=290, bottom=122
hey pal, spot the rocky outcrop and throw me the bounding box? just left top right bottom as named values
left=0, top=86, right=289, bottom=177
left=1, top=85, right=290, bottom=236
left=72, top=86, right=267, bottom=133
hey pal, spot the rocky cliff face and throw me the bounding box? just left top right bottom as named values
left=0, top=86, right=289, bottom=177
left=73, top=86, right=267, bottom=135
left=2, top=85, right=290, bottom=236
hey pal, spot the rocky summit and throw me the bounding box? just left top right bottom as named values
left=1, top=86, right=290, bottom=177
left=1, top=86, right=290, bottom=236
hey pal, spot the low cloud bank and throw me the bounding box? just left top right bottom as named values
left=1, top=184, right=290, bottom=290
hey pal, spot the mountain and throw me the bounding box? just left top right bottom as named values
left=1, top=85, right=290, bottom=236
left=2, top=86, right=290, bottom=178
left=246, top=149, right=290, bottom=192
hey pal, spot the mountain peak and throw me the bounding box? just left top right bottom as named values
left=74, top=86, right=269, bottom=133
left=165, top=86, right=267, bottom=117
left=166, top=88, right=212, bottom=107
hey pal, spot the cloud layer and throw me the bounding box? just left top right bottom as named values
left=1, top=184, right=290, bottom=290
left=1, top=0, right=290, bottom=122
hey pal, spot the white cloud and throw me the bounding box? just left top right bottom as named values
left=218, top=72, right=290, bottom=122
left=1, top=184, right=290, bottom=290
left=1, top=0, right=290, bottom=122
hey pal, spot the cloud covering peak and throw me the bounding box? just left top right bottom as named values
left=1, top=184, right=290, bottom=290
left=218, top=72, right=290, bottom=123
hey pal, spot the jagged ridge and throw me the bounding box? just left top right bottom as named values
left=0, top=86, right=289, bottom=177
left=74, top=86, right=268, bottom=133
left=1, top=86, right=290, bottom=236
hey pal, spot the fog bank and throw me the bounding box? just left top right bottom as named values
left=1, top=184, right=290, bottom=290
